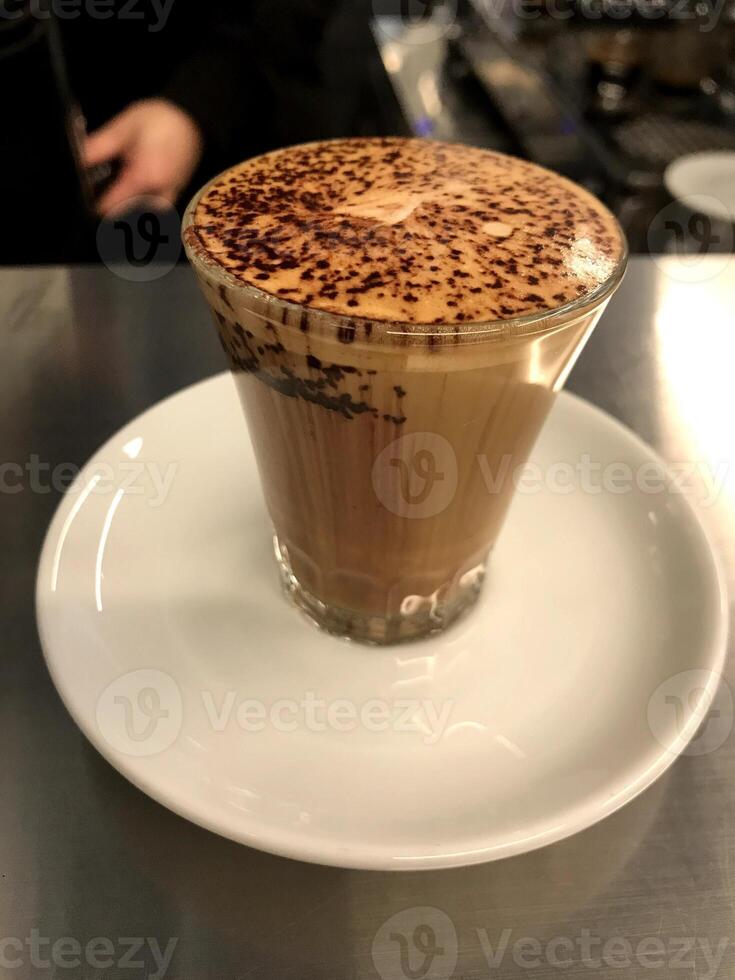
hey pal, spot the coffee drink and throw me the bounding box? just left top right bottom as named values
left=184, top=138, right=626, bottom=643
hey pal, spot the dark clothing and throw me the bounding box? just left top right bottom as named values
left=58, top=0, right=339, bottom=176
left=0, top=0, right=339, bottom=262
left=1, top=0, right=393, bottom=262
left=1, top=12, right=88, bottom=262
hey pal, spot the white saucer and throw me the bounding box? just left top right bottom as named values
left=664, top=150, right=735, bottom=223
left=36, top=373, right=728, bottom=870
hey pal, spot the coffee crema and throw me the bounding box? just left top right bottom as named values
left=187, top=137, right=624, bottom=327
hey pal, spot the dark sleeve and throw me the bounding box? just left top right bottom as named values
left=162, top=0, right=340, bottom=159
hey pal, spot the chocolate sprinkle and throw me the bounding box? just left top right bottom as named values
left=192, top=138, right=623, bottom=326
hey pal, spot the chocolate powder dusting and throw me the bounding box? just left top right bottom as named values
left=192, top=138, right=624, bottom=325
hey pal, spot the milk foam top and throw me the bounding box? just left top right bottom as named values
left=188, top=138, right=625, bottom=326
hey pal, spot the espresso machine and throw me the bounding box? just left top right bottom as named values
left=454, top=0, right=735, bottom=248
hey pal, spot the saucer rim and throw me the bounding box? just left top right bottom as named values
left=35, top=373, right=729, bottom=870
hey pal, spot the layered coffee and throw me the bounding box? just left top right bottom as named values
left=184, top=138, right=625, bottom=643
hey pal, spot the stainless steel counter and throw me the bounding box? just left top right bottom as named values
left=1, top=258, right=733, bottom=979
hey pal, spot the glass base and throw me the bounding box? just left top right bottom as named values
left=273, top=535, right=486, bottom=645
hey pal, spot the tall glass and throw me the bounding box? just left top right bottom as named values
left=183, top=177, right=626, bottom=644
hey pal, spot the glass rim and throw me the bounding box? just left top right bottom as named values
left=182, top=162, right=629, bottom=343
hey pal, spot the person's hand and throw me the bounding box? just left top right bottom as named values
left=84, top=98, right=204, bottom=217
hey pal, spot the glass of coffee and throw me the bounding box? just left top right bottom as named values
left=183, top=139, right=626, bottom=644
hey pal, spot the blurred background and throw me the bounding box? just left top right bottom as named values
left=2, top=0, right=734, bottom=265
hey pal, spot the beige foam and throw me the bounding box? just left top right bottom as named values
left=189, top=137, right=624, bottom=326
